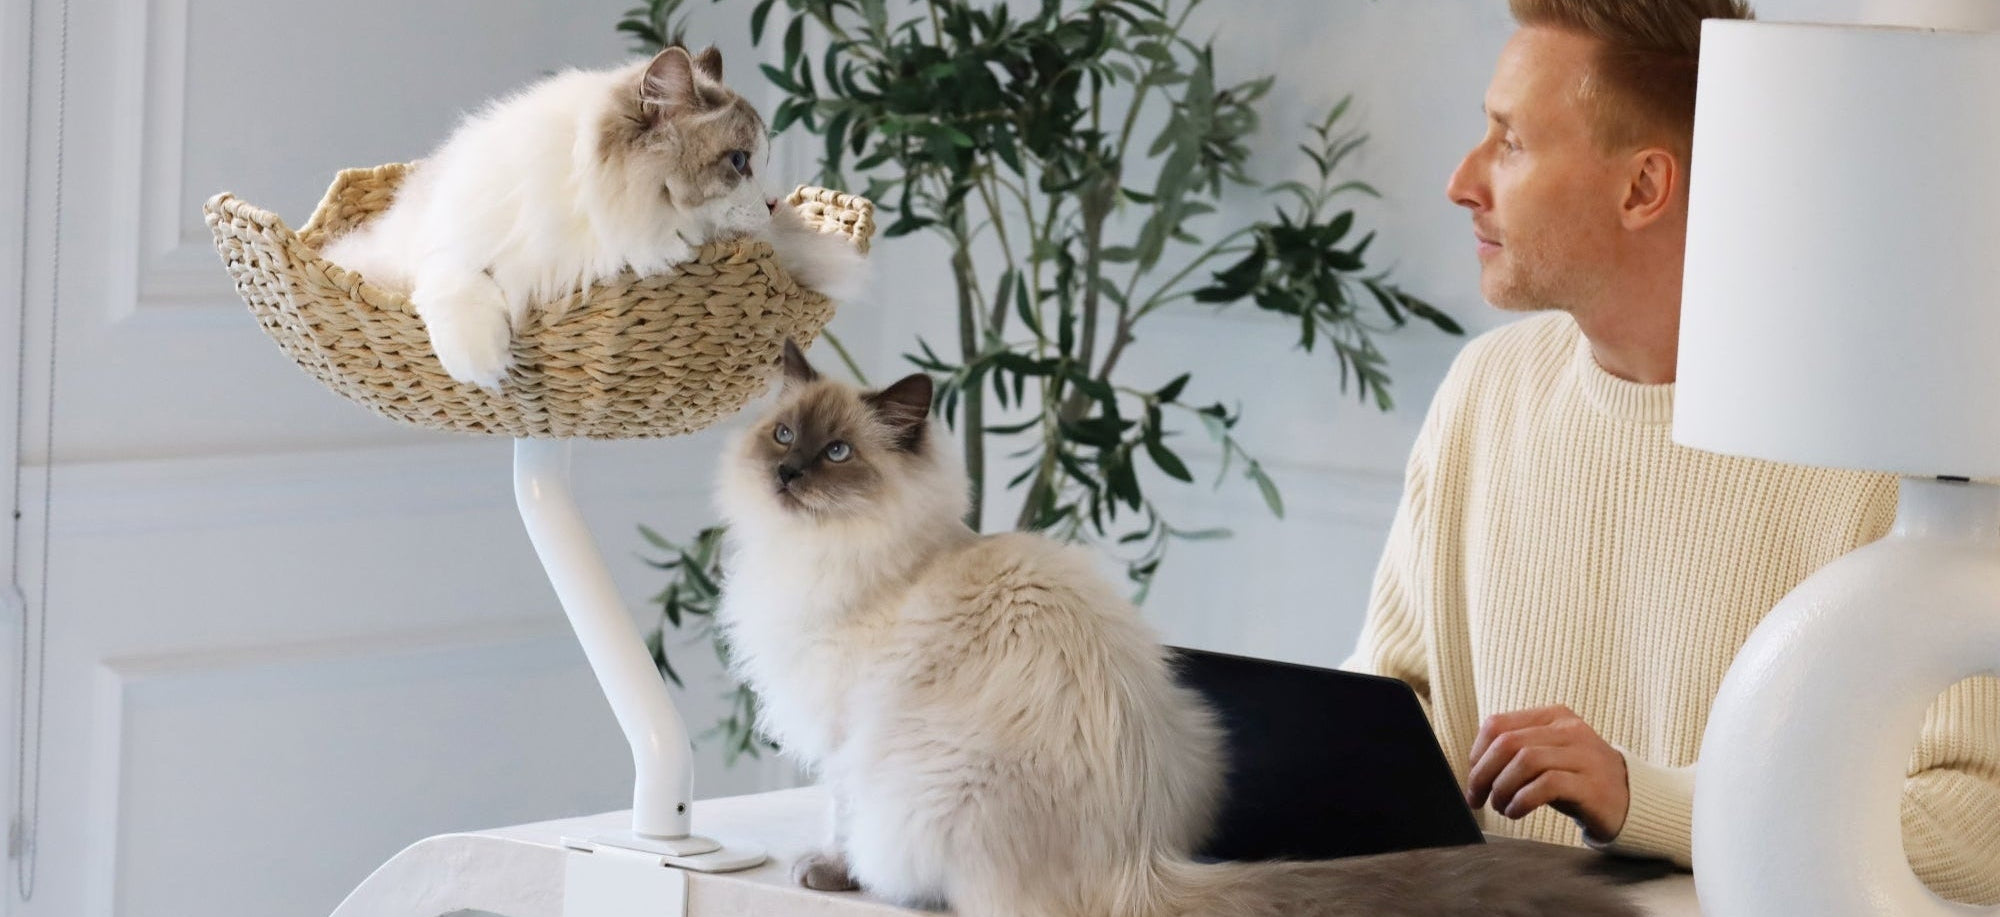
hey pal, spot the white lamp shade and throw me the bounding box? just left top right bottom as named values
left=1674, top=21, right=2000, bottom=479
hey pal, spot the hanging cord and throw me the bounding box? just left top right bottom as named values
left=11, top=0, right=66, bottom=901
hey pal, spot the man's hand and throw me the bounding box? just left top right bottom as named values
left=1466, top=705, right=1630, bottom=840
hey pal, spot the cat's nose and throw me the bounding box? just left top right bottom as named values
left=777, top=464, right=804, bottom=486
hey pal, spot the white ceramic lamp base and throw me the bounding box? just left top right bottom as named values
left=1694, top=477, right=2000, bottom=916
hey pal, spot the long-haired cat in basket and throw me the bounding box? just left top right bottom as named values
left=710, top=340, right=1641, bottom=917
left=320, top=46, right=864, bottom=389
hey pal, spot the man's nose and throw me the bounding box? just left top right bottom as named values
left=1445, top=149, right=1484, bottom=211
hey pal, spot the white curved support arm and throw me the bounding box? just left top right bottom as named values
left=513, top=437, right=692, bottom=839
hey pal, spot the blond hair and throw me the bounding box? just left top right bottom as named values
left=1510, top=0, right=1754, bottom=162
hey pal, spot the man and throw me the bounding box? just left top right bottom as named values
left=1346, top=0, right=2000, bottom=903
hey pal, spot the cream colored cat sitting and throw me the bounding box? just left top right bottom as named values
left=711, top=341, right=1641, bottom=917
left=322, top=46, right=864, bottom=389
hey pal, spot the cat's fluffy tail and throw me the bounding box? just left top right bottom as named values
left=1141, top=841, right=1647, bottom=917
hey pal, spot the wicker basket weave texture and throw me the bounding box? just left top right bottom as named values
left=202, top=162, right=874, bottom=439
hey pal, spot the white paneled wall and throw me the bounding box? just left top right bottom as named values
left=0, top=1, right=1919, bottom=915
left=5, top=2, right=802, bottom=916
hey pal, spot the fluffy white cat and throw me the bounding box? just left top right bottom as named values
left=710, top=341, right=1642, bottom=917
left=321, top=46, right=865, bottom=389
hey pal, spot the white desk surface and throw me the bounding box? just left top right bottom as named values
left=334, top=785, right=1700, bottom=916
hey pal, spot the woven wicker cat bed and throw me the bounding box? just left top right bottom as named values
left=203, top=162, right=874, bottom=438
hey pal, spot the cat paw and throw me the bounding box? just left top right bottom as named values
left=423, top=305, right=514, bottom=390
left=790, top=850, right=860, bottom=892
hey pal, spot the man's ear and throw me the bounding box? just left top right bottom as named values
left=1621, top=147, right=1681, bottom=230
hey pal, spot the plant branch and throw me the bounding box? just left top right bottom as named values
left=817, top=328, right=870, bottom=386
left=950, top=218, right=985, bottom=531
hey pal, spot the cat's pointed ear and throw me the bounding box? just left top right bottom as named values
left=780, top=338, right=820, bottom=388
left=867, top=373, right=934, bottom=453
left=693, top=46, right=724, bottom=82
left=640, top=47, right=702, bottom=117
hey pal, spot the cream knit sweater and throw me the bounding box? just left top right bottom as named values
left=1347, top=312, right=2000, bottom=903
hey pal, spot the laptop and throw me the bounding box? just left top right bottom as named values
left=1168, top=646, right=1485, bottom=862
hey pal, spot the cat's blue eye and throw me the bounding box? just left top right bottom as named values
left=825, top=441, right=851, bottom=463
left=727, top=150, right=751, bottom=176
left=774, top=423, right=794, bottom=445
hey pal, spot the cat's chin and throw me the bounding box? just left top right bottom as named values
left=769, top=487, right=825, bottom=518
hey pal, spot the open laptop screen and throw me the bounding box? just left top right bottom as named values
left=1168, top=646, right=1486, bottom=861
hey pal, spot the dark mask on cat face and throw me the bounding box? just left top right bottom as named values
left=746, top=339, right=933, bottom=519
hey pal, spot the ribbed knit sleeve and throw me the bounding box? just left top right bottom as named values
left=1901, top=676, right=2000, bottom=904
left=1587, top=753, right=1694, bottom=866
left=1344, top=390, right=1438, bottom=720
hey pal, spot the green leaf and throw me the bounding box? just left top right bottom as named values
left=1323, top=248, right=1364, bottom=272
left=1132, top=40, right=1174, bottom=64
left=1247, top=461, right=1285, bottom=518
left=1106, top=449, right=1144, bottom=510
left=783, top=15, right=806, bottom=71
left=761, top=63, right=802, bottom=95
left=823, top=108, right=854, bottom=175
left=1067, top=371, right=1116, bottom=405
left=771, top=98, right=807, bottom=134
left=750, top=0, right=778, bottom=45
left=1060, top=416, right=1132, bottom=448
left=883, top=213, right=936, bottom=237
left=1169, top=526, right=1233, bottom=541
left=679, top=554, right=720, bottom=595
left=1057, top=449, right=1101, bottom=491
left=1198, top=410, right=1230, bottom=442
left=656, top=643, right=683, bottom=688
left=1145, top=437, right=1194, bottom=482
left=1400, top=292, right=1465, bottom=334
left=1364, top=280, right=1404, bottom=325
left=1350, top=230, right=1375, bottom=262
left=1014, top=271, right=1041, bottom=336
left=1321, top=94, right=1354, bottom=132
left=1007, top=459, right=1043, bottom=489
left=985, top=417, right=1042, bottom=435
left=994, top=127, right=1024, bottom=175
left=1323, top=211, right=1354, bottom=245
left=660, top=589, right=683, bottom=629
left=637, top=523, right=676, bottom=552
left=1154, top=372, right=1190, bottom=403
left=1211, top=247, right=1266, bottom=291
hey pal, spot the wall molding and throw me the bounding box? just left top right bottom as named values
left=106, top=0, right=241, bottom=321
left=24, top=439, right=719, bottom=538
left=88, top=618, right=590, bottom=917
left=19, top=436, right=1403, bottom=540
